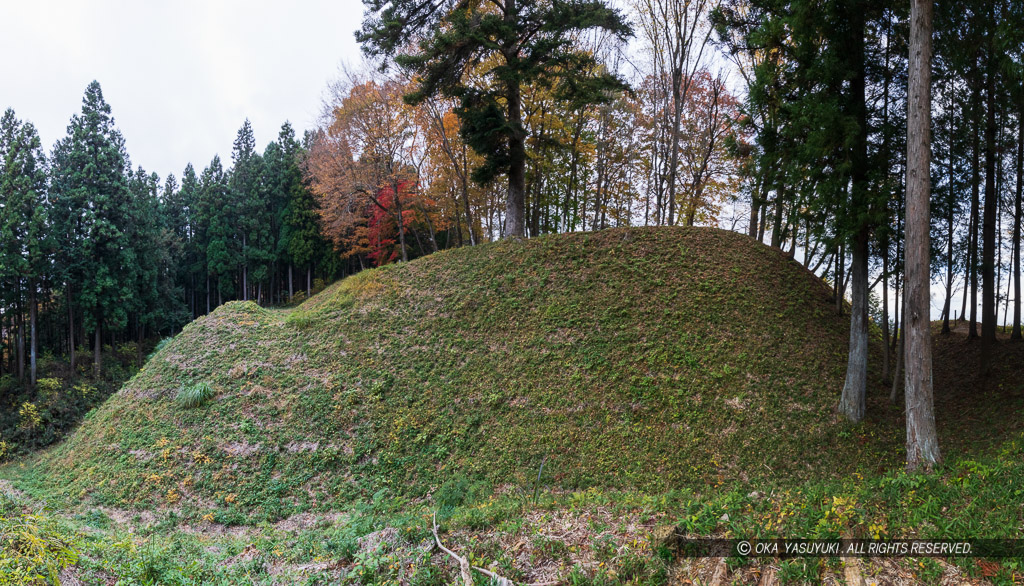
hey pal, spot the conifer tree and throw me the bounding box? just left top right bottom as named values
left=0, top=109, right=50, bottom=385
left=178, top=164, right=203, bottom=316
left=198, top=155, right=235, bottom=305
left=49, top=81, right=134, bottom=377
left=277, top=123, right=323, bottom=299
left=358, top=0, right=632, bottom=238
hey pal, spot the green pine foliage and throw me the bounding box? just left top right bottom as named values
left=358, top=0, right=633, bottom=234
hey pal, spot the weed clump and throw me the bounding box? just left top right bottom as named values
left=175, top=382, right=215, bottom=409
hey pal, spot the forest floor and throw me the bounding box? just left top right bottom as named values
left=1, top=227, right=1023, bottom=584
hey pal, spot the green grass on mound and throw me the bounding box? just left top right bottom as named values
left=7, top=227, right=900, bottom=522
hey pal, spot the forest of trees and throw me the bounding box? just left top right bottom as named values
left=0, top=82, right=338, bottom=386
left=1, top=0, right=1022, bottom=468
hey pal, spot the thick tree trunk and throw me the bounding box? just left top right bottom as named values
left=307, top=266, right=312, bottom=298
left=838, top=227, right=870, bottom=422
left=1013, top=112, right=1023, bottom=339
left=904, top=0, right=940, bottom=471
left=288, top=264, right=294, bottom=300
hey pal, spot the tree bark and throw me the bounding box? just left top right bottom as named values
left=838, top=227, right=869, bottom=422
left=502, top=1, right=526, bottom=239
left=749, top=187, right=760, bottom=238
left=968, top=90, right=981, bottom=338
left=67, top=287, right=75, bottom=372
left=93, top=320, right=102, bottom=378
left=16, top=301, right=24, bottom=382
left=29, top=281, right=37, bottom=386
left=1013, top=111, right=1023, bottom=339
left=941, top=87, right=955, bottom=335
left=904, top=0, right=940, bottom=471
left=891, top=305, right=904, bottom=402
left=882, top=247, right=891, bottom=379
left=980, top=35, right=998, bottom=369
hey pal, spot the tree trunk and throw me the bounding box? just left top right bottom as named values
left=749, top=188, right=760, bottom=238
left=1013, top=111, right=1023, bottom=339
left=838, top=227, right=870, bottom=422
left=288, top=264, right=294, bottom=300
left=502, top=11, right=526, bottom=239
left=904, top=0, right=940, bottom=471
left=891, top=307, right=904, bottom=403
left=882, top=247, right=891, bottom=379
left=16, top=303, right=25, bottom=382
left=980, top=38, right=997, bottom=370
left=835, top=243, right=845, bottom=315
left=968, top=90, right=981, bottom=338
left=666, top=76, right=683, bottom=227
left=941, top=94, right=955, bottom=335
left=771, top=182, right=785, bottom=248
left=30, top=281, right=37, bottom=386
left=93, top=321, right=102, bottom=378
left=67, top=287, right=75, bottom=372
left=462, top=146, right=476, bottom=245
left=307, top=266, right=312, bottom=298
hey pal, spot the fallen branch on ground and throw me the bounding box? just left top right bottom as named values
left=431, top=511, right=557, bottom=586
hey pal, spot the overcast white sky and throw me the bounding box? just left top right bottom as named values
left=0, top=0, right=365, bottom=180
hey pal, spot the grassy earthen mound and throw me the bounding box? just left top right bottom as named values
left=13, top=227, right=893, bottom=522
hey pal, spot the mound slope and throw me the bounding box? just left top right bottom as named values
left=15, top=227, right=891, bottom=521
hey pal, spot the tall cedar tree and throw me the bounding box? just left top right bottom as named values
left=904, top=0, right=940, bottom=470
left=199, top=156, right=235, bottom=304
left=49, top=82, right=134, bottom=377
left=230, top=120, right=261, bottom=301
left=275, top=123, right=323, bottom=298
left=717, top=0, right=887, bottom=422
left=357, top=0, right=632, bottom=238
left=0, top=109, right=50, bottom=385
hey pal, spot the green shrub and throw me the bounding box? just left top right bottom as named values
left=176, top=382, right=215, bottom=409
left=35, top=378, right=62, bottom=398
left=0, top=508, right=79, bottom=585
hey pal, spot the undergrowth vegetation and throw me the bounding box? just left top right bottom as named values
left=2, top=440, right=1023, bottom=583
left=175, top=382, right=215, bottom=409
left=0, top=342, right=152, bottom=460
